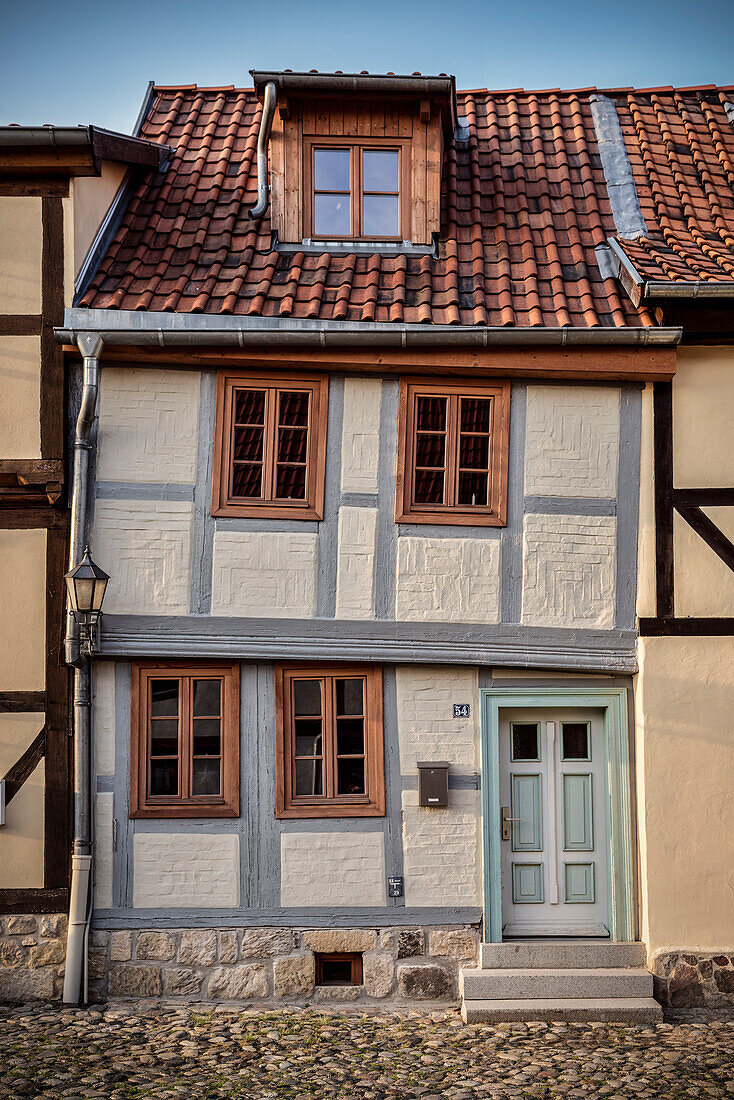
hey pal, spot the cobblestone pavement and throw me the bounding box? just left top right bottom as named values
left=1, top=1003, right=733, bottom=1099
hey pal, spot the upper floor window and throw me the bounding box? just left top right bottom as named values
left=130, top=662, right=240, bottom=818
left=212, top=371, right=328, bottom=520
left=396, top=379, right=512, bottom=526
left=306, top=140, right=407, bottom=241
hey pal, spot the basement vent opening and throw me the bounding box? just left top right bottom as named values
left=314, top=952, right=363, bottom=986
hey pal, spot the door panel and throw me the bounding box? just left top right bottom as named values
left=500, top=707, right=609, bottom=937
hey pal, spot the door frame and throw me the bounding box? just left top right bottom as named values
left=480, top=687, right=635, bottom=943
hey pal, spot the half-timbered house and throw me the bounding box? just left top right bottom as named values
left=2, top=72, right=734, bottom=1017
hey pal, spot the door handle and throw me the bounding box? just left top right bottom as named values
left=501, top=805, right=521, bottom=841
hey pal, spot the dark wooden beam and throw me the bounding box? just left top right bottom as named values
left=65, top=343, right=678, bottom=383
left=640, top=617, right=734, bottom=636
left=0, top=179, right=70, bottom=197
left=2, top=727, right=45, bottom=804
left=674, top=488, right=734, bottom=508
left=41, top=196, right=65, bottom=460
left=0, top=315, right=42, bottom=336
left=0, top=691, right=45, bottom=713
left=653, top=382, right=675, bottom=618
left=44, top=525, right=71, bottom=891
left=0, top=507, right=68, bottom=529
left=677, top=504, right=734, bottom=574
left=0, top=887, right=68, bottom=915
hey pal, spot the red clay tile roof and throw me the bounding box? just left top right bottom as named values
left=613, top=88, right=734, bottom=285
left=79, top=82, right=734, bottom=326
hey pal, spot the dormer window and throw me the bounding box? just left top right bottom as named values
left=258, top=70, right=457, bottom=247
left=309, top=144, right=403, bottom=239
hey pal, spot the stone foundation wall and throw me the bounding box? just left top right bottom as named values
left=0, top=914, right=67, bottom=1002
left=88, top=925, right=481, bottom=1006
left=651, top=951, right=734, bottom=1010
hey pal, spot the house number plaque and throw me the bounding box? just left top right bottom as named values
left=453, top=704, right=470, bottom=718
left=388, top=877, right=404, bottom=898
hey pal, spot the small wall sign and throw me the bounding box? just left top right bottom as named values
left=388, top=876, right=404, bottom=898
left=453, top=703, right=470, bottom=718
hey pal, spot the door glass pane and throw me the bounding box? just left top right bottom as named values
left=193, top=680, right=221, bottom=717
left=363, top=150, right=399, bottom=191
left=335, top=678, right=364, bottom=715
left=295, top=758, right=323, bottom=795
left=562, top=722, right=590, bottom=760
left=150, top=680, right=179, bottom=717
left=363, top=194, right=399, bottom=237
left=511, top=723, right=540, bottom=761
left=192, top=758, right=221, bottom=796
left=293, top=680, right=322, bottom=716
left=337, top=757, right=365, bottom=795
left=314, top=194, right=350, bottom=236
left=314, top=148, right=350, bottom=191
left=150, top=759, right=178, bottom=796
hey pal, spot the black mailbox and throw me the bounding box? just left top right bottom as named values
left=417, top=761, right=450, bottom=808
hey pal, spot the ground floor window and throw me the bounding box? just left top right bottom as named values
left=275, top=663, right=385, bottom=818
left=130, top=662, right=240, bottom=818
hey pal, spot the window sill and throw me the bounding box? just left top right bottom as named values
left=274, top=233, right=438, bottom=258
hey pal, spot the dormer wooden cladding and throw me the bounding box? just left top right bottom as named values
left=270, top=97, right=443, bottom=245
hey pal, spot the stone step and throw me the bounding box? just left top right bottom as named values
left=479, top=941, right=647, bottom=970
left=460, top=967, right=653, bottom=1000
left=461, top=997, right=663, bottom=1024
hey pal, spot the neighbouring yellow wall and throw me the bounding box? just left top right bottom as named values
left=0, top=336, right=41, bottom=458
left=674, top=347, right=734, bottom=487
left=0, top=529, right=46, bottom=690
left=72, top=162, right=127, bottom=278
left=635, top=637, right=734, bottom=953
left=635, top=347, right=734, bottom=953
left=0, top=713, right=45, bottom=888
left=0, top=196, right=42, bottom=314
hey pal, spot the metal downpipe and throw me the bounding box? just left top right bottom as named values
left=248, top=81, right=277, bottom=220
left=63, top=333, right=103, bottom=1006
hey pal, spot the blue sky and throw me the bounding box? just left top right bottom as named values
left=2, top=0, right=733, bottom=133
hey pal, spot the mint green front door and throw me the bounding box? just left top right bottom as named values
left=499, top=707, right=610, bottom=937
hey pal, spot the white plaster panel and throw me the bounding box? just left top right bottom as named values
left=94, top=793, right=114, bottom=909
left=335, top=507, right=378, bottom=619
left=0, top=197, right=41, bottom=313
left=92, top=662, right=115, bottom=777
left=524, top=385, right=620, bottom=497
left=0, top=337, right=41, bottom=458
left=93, top=499, right=193, bottom=615
left=522, top=513, right=617, bottom=629
left=396, top=536, right=501, bottom=624
left=97, top=368, right=200, bottom=484
left=402, top=789, right=482, bottom=907
left=280, top=831, right=386, bottom=907
left=211, top=531, right=317, bottom=618
left=133, top=833, right=239, bottom=908
left=396, top=665, right=479, bottom=773
left=340, top=377, right=382, bottom=493
left=674, top=507, right=734, bottom=617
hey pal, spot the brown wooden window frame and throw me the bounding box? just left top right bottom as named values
left=315, top=952, right=364, bottom=986
left=275, top=663, right=385, bottom=819
left=304, top=136, right=412, bottom=242
left=395, top=378, right=512, bottom=526
left=212, top=371, right=328, bottom=520
left=130, top=662, right=240, bottom=819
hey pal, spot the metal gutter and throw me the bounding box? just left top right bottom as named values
left=57, top=308, right=682, bottom=347
left=608, top=238, right=734, bottom=304
left=248, top=81, right=277, bottom=221
left=251, top=70, right=454, bottom=98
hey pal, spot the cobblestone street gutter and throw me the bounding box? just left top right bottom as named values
left=1, top=1004, right=733, bottom=1099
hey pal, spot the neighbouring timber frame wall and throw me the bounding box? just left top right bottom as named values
left=0, top=183, right=71, bottom=914
left=640, top=378, right=734, bottom=636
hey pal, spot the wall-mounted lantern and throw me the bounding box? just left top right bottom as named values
left=64, top=546, right=109, bottom=656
